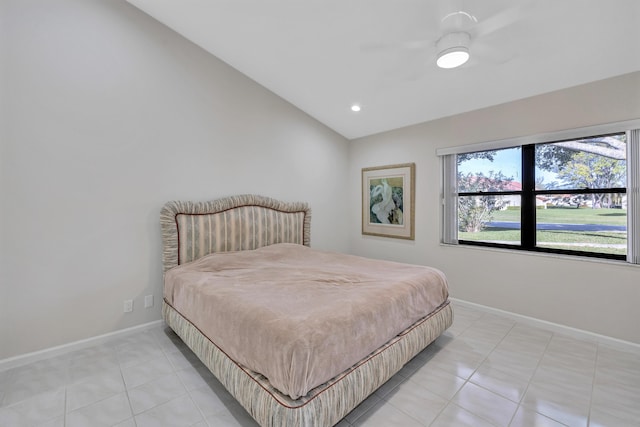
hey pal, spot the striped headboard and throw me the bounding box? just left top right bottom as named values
left=160, top=195, right=311, bottom=272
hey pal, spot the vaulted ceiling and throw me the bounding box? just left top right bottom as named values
left=126, top=0, right=640, bottom=139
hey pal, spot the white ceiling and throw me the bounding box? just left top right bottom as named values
left=126, top=0, right=640, bottom=140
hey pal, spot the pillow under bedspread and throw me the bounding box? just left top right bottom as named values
left=164, top=243, right=449, bottom=399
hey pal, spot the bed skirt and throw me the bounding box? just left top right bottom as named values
left=162, top=299, right=453, bottom=427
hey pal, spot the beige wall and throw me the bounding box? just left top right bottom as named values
left=0, top=0, right=349, bottom=359
left=349, top=71, right=640, bottom=345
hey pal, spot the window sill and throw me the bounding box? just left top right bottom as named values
left=439, top=242, right=639, bottom=269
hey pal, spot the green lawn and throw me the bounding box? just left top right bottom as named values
left=459, top=207, right=627, bottom=256
left=491, top=207, right=626, bottom=225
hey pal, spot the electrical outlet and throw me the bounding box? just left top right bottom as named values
left=144, top=295, right=154, bottom=308
left=124, top=299, right=133, bottom=313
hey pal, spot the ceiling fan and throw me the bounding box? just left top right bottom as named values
left=362, top=2, right=530, bottom=71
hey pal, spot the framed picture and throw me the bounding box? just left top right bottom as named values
left=362, top=163, right=415, bottom=240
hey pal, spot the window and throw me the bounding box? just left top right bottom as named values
left=439, top=121, right=640, bottom=264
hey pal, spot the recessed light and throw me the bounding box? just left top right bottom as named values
left=351, top=104, right=361, bottom=112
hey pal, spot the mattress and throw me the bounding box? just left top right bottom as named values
left=164, top=243, right=449, bottom=399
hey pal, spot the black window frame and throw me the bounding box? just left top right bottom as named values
left=456, top=135, right=627, bottom=261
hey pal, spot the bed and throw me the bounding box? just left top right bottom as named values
left=160, top=194, right=453, bottom=427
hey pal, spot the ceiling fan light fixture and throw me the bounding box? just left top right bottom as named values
left=436, top=32, right=471, bottom=69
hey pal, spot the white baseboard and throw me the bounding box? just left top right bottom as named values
left=450, top=297, right=640, bottom=352
left=0, top=320, right=164, bottom=372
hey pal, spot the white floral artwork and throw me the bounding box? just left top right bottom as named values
left=362, top=163, right=415, bottom=239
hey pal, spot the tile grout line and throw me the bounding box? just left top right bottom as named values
left=164, top=335, right=209, bottom=427
left=586, top=343, right=600, bottom=427
left=123, top=328, right=191, bottom=426
left=504, top=327, right=555, bottom=426
left=429, top=312, right=518, bottom=427
left=509, top=330, right=567, bottom=427
left=63, top=387, right=67, bottom=427
left=429, top=309, right=486, bottom=410
left=467, top=315, right=519, bottom=427
left=119, top=363, right=138, bottom=427
left=424, top=308, right=483, bottom=426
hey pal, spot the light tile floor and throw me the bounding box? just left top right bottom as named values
left=1, top=302, right=639, bottom=426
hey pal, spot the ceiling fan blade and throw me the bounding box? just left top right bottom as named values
left=472, top=41, right=517, bottom=65
left=360, top=39, right=432, bottom=53
left=472, top=0, right=533, bottom=39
